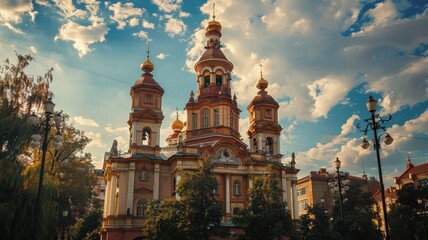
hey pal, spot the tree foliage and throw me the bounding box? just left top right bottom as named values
left=300, top=204, right=340, bottom=240
left=143, top=162, right=222, bottom=239
left=330, top=183, right=382, bottom=240
left=0, top=53, right=94, bottom=240
left=234, top=170, right=293, bottom=240
left=72, top=208, right=103, bottom=240
left=388, top=186, right=428, bottom=240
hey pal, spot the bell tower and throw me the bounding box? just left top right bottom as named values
left=247, top=64, right=283, bottom=160
left=128, top=44, right=164, bottom=156
left=184, top=7, right=244, bottom=148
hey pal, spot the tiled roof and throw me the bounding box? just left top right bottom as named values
left=395, top=162, right=428, bottom=181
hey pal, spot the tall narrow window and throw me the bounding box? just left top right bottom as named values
left=215, top=70, right=223, bottom=86
left=192, top=113, right=198, bottom=129
left=145, top=94, right=153, bottom=104
left=136, top=198, right=148, bottom=217
left=203, top=71, right=210, bottom=87
left=214, top=108, right=219, bottom=126
left=229, top=110, right=234, bottom=128
left=142, top=128, right=151, bottom=146
left=252, top=138, right=257, bottom=152
left=266, top=137, right=274, bottom=155
left=202, top=109, right=210, bottom=128
left=233, top=180, right=241, bottom=196
left=140, top=168, right=149, bottom=181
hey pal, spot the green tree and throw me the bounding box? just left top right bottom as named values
left=330, top=183, right=382, bottom=240
left=234, top=170, right=293, bottom=240
left=300, top=204, right=341, bottom=240
left=143, top=198, right=186, bottom=240
left=143, top=162, right=222, bottom=239
left=72, top=208, right=103, bottom=240
left=388, top=186, right=428, bottom=240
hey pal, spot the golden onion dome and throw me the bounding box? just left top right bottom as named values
left=171, top=118, right=184, bottom=131
left=141, top=58, right=154, bottom=72
left=206, top=20, right=222, bottom=33
left=256, top=76, right=268, bottom=91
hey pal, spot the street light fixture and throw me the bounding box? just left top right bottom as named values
left=335, top=158, right=344, bottom=222
left=358, top=95, right=393, bottom=240
left=29, top=97, right=64, bottom=237
left=61, top=210, right=68, bottom=240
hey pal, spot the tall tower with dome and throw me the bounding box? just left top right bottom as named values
left=101, top=11, right=299, bottom=240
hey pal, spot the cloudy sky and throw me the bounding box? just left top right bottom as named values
left=1, top=0, right=427, bottom=187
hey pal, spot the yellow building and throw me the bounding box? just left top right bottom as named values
left=100, top=15, right=299, bottom=240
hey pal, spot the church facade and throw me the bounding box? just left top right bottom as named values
left=101, top=16, right=299, bottom=240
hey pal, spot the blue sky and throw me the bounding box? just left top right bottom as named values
left=1, top=0, right=427, bottom=187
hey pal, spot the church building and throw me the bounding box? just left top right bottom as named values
left=101, top=13, right=299, bottom=240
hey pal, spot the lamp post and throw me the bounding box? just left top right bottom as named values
left=359, top=95, right=393, bottom=240
left=29, top=97, right=64, bottom=237
left=61, top=210, right=68, bottom=240
left=335, top=158, right=344, bottom=222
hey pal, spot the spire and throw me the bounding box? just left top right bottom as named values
left=406, top=154, right=414, bottom=170
left=212, top=1, right=216, bottom=21
left=171, top=107, right=184, bottom=131
left=176, top=107, right=179, bottom=119
left=256, top=61, right=268, bottom=93
left=141, top=39, right=154, bottom=73
left=362, top=159, right=368, bottom=181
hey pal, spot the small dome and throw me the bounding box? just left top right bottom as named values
left=206, top=20, right=222, bottom=33
left=141, top=58, right=154, bottom=72
left=256, top=76, right=268, bottom=91
left=171, top=118, right=184, bottom=131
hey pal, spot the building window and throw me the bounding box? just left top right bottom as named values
left=265, top=108, right=272, bottom=118
left=212, top=183, right=219, bottom=195
left=140, top=168, right=149, bottom=181
left=142, top=128, right=151, bottom=146
left=136, top=198, right=148, bottom=217
left=420, top=179, right=428, bottom=187
left=214, top=108, right=219, bottom=126
left=202, top=109, right=210, bottom=128
left=297, top=187, right=306, bottom=196
left=215, top=70, right=223, bottom=86
left=298, top=200, right=308, bottom=211
left=192, top=112, right=198, bottom=129
left=252, top=138, right=257, bottom=152
left=266, top=137, right=273, bottom=155
left=229, top=110, right=233, bottom=128
left=233, top=180, right=241, bottom=196
left=145, top=94, right=153, bottom=104
left=233, top=207, right=240, bottom=215
left=203, top=71, right=210, bottom=87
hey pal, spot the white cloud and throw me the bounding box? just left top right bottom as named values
left=129, top=17, right=139, bottom=27
left=179, top=11, right=190, bottom=18
left=52, top=0, right=86, bottom=19
left=86, top=131, right=107, bottom=148
left=353, top=0, right=398, bottom=36
left=55, top=21, right=109, bottom=57
left=73, top=116, right=100, bottom=127
left=142, top=20, right=155, bottom=29
left=132, top=30, right=148, bottom=40
left=152, top=0, right=181, bottom=13
left=104, top=125, right=128, bottom=134
left=2, top=22, right=24, bottom=34
left=108, top=2, right=144, bottom=30
left=30, top=46, right=37, bottom=53
left=156, top=53, right=168, bottom=59
left=164, top=15, right=187, bottom=37
left=0, top=0, right=35, bottom=33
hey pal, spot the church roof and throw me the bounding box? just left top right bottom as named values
left=394, top=162, right=428, bottom=182
left=197, top=47, right=231, bottom=64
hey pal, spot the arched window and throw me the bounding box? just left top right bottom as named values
left=266, top=137, right=273, bottom=155
left=215, top=70, right=223, bottom=86
left=140, top=167, right=149, bottom=181
left=202, top=109, right=210, bottom=128
left=203, top=71, right=210, bottom=87
left=192, top=112, right=198, bottom=130
left=252, top=138, right=257, bottom=152
left=142, top=128, right=151, bottom=146
left=233, top=207, right=240, bottom=215
left=214, top=108, right=219, bottom=126
left=136, top=198, right=148, bottom=217
left=233, top=180, right=241, bottom=196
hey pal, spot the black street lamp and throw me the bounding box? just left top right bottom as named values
left=335, top=158, right=344, bottom=221
left=61, top=210, right=68, bottom=240
left=358, top=95, right=394, bottom=240
left=29, top=97, right=64, bottom=237
left=327, top=158, right=350, bottom=222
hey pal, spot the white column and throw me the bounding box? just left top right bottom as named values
left=118, top=172, right=128, bottom=215
left=127, top=164, right=135, bottom=214
left=258, top=134, right=263, bottom=152
left=225, top=174, right=230, bottom=214
left=276, top=136, right=281, bottom=155
left=153, top=163, right=160, bottom=200
left=156, top=124, right=161, bottom=146
left=109, top=175, right=117, bottom=216
left=103, top=175, right=112, bottom=218
left=292, top=181, right=298, bottom=219
left=175, top=175, right=181, bottom=200
left=132, top=123, right=137, bottom=144
left=281, top=171, right=287, bottom=203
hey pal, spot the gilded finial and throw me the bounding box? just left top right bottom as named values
left=146, top=39, right=150, bottom=60
left=213, top=1, right=216, bottom=20
left=141, top=39, right=154, bottom=72
left=259, top=62, right=263, bottom=78
left=176, top=107, right=179, bottom=119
